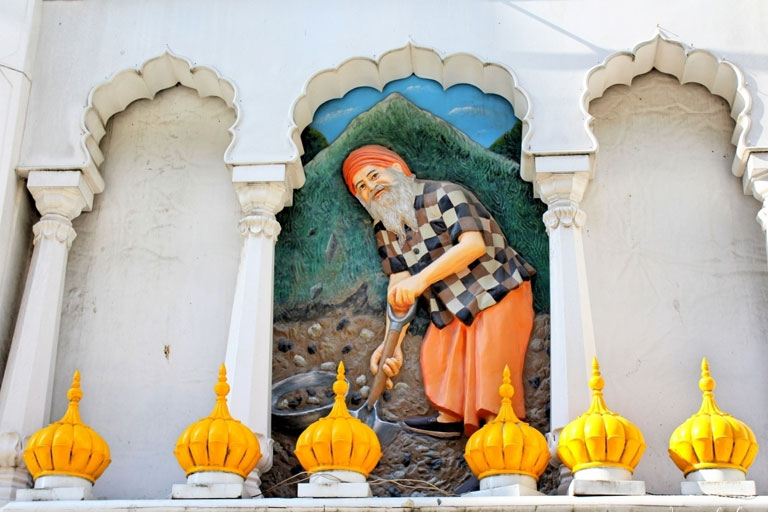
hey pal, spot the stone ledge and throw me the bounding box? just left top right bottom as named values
left=3, top=495, right=768, bottom=511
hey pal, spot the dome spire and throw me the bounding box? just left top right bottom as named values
left=60, top=370, right=83, bottom=425
left=587, top=357, right=611, bottom=415
left=489, top=365, right=519, bottom=425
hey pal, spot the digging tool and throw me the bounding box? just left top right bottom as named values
left=352, top=302, right=417, bottom=444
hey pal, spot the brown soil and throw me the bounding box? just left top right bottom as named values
left=265, top=305, right=556, bottom=497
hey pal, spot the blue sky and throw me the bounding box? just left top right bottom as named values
left=309, top=75, right=519, bottom=148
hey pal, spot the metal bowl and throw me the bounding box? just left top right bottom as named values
left=271, top=371, right=344, bottom=433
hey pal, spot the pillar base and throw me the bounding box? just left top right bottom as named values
left=0, top=467, right=32, bottom=503
left=16, top=475, right=93, bottom=501
left=680, top=480, right=756, bottom=496
left=297, top=470, right=371, bottom=498
left=681, top=468, right=755, bottom=496
left=464, top=474, right=542, bottom=497
left=172, top=471, right=246, bottom=499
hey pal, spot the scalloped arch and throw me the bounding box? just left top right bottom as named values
left=289, top=44, right=534, bottom=186
left=582, top=33, right=752, bottom=178
left=80, top=51, right=238, bottom=193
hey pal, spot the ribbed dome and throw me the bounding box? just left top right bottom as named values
left=23, top=371, right=110, bottom=483
left=557, top=358, right=645, bottom=474
left=464, top=365, right=550, bottom=480
left=294, top=362, right=381, bottom=477
left=174, top=364, right=261, bottom=478
left=669, top=358, right=758, bottom=476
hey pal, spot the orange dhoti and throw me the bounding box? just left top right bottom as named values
left=420, top=281, right=534, bottom=436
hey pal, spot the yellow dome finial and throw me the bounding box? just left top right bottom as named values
left=557, top=357, right=645, bottom=474
left=487, top=365, right=521, bottom=426
left=24, top=371, right=111, bottom=483
left=214, top=364, right=230, bottom=398
left=60, top=370, right=83, bottom=425
left=589, top=357, right=605, bottom=392
left=174, top=364, right=261, bottom=478
left=295, top=361, right=382, bottom=477
left=464, top=365, right=550, bottom=481
left=669, top=357, right=758, bottom=476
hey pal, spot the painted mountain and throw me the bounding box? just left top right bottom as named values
left=274, top=94, right=548, bottom=318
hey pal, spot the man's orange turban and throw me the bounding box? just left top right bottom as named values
left=342, top=145, right=413, bottom=195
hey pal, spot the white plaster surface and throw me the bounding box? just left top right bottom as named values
left=171, top=484, right=244, bottom=500
left=51, top=86, right=242, bottom=499
left=15, top=487, right=93, bottom=502
left=0, top=181, right=33, bottom=378
left=574, top=467, right=633, bottom=481
left=296, top=482, right=372, bottom=498
left=34, top=476, right=90, bottom=490
left=479, top=474, right=536, bottom=491
left=568, top=479, right=646, bottom=496
left=681, top=480, right=756, bottom=497
left=466, top=483, right=543, bottom=497
left=582, top=71, right=768, bottom=494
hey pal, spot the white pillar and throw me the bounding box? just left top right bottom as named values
left=224, top=167, right=291, bottom=497
left=0, top=0, right=43, bottom=404
left=0, top=170, right=93, bottom=501
left=744, top=152, right=768, bottom=259
left=535, top=155, right=597, bottom=444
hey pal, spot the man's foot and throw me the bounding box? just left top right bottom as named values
left=402, top=414, right=463, bottom=438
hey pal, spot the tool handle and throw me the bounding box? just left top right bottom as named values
left=366, top=303, right=417, bottom=409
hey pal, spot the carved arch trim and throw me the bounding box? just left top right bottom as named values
left=79, top=50, right=239, bottom=194
left=581, top=32, right=753, bottom=178
left=289, top=43, right=534, bottom=188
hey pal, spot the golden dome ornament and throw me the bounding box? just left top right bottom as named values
left=21, top=371, right=109, bottom=501
left=669, top=358, right=758, bottom=496
left=294, top=361, right=381, bottom=498
left=172, top=364, right=261, bottom=499
left=463, top=365, right=549, bottom=496
left=556, top=358, right=647, bottom=496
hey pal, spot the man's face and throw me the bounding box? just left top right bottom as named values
left=351, top=163, right=403, bottom=204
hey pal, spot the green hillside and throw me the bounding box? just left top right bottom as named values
left=275, top=94, right=548, bottom=316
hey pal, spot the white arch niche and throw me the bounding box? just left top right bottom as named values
left=80, top=51, right=239, bottom=194
left=583, top=33, right=752, bottom=179
left=289, top=43, right=534, bottom=186
left=0, top=50, right=245, bottom=500
left=582, top=33, right=768, bottom=256
left=580, top=37, right=768, bottom=493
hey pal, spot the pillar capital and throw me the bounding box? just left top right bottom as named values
left=232, top=164, right=293, bottom=216
left=26, top=170, right=94, bottom=221
left=536, top=170, right=590, bottom=208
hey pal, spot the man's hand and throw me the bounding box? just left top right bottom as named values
left=387, top=274, right=428, bottom=310
left=369, top=342, right=404, bottom=390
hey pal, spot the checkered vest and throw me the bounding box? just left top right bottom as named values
left=375, top=179, right=535, bottom=328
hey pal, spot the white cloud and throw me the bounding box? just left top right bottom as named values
left=316, top=107, right=359, bottom=123
left=447, top=106, right=485, bottom=116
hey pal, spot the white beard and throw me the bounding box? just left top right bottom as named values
left=358, top=171, right=418, bottom=244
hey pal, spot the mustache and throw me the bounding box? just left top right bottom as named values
left=364, top=183, right=391, bottom=207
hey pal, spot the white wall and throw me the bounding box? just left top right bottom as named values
left=583, top=71, right=768, bottom=493
left=0, top=183, right=34, bottom=377
left=51, top=86, right=242, bottom=499
left=16, top=1, right=768, bottom=173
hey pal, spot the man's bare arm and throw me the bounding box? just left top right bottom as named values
left=388, top=231, right=485, bottom=309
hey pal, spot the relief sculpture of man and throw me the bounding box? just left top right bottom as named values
left=342, top=144, right=536, bottom=438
